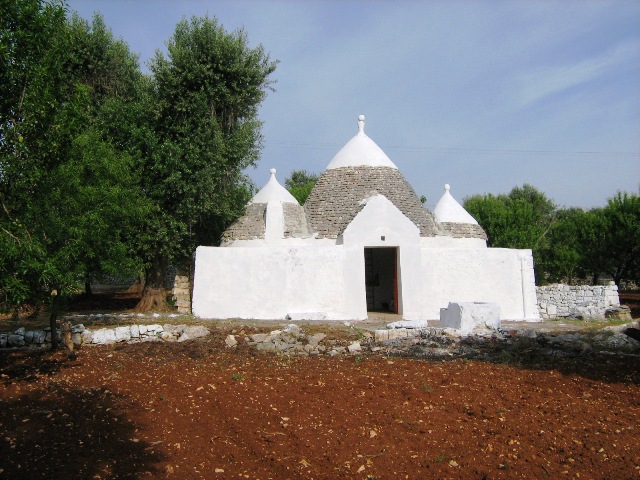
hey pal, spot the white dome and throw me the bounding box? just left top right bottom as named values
left=325, top=115, right=397, bottom=170
left=250, top=168, right=299, bottom=205
left=433, top=184, right=479, bottom=224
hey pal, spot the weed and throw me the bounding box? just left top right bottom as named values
left=353, top=328, right=366, bottom=340
left=421, top=384, right=433, bottom=393
left=355, top=356, right=363, bottom=363
left=231, top=373, right=244, bottom=381
left=434, top=453, right=450, bottom=463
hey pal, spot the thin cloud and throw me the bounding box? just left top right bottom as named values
left=516, top=40, right=640, bottom=109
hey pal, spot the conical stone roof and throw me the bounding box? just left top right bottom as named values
left=433, top=184, right=487, bottom=240
left=221, top=169, right=308, bottom=244
left=304, top=116, right=439, bottom=239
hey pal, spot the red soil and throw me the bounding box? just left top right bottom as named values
left=1, top=289, right=638, bottom=479
left=1, top=337, right=639, bottom=480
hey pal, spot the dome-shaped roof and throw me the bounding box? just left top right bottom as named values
left=433, top=184, right=487, bottom=240
left=433, top=184, right=479, bottom=224
left=250, top=168, right=299, bottom=205
left=325, top=115, right=397, bottom=170
left=221, top=169, right=308, bottom=245
left=304, top=116, right=439, bottom=239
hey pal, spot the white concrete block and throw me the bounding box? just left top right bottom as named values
left=440, top=302, right=501, bottom=334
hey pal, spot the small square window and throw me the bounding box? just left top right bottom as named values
left=381, top=236, right=385, bottom=241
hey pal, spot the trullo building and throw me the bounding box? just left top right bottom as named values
left=192, top=116, right=539, bottom=321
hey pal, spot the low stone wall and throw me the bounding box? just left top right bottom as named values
left=0, top=323, right=209, bottom=349
left=171, top=264, right=193, bottom=314
left=536, top=284, right=620, bottom=320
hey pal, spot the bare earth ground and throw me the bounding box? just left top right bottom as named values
left=0, top=292, right=639, bottom=480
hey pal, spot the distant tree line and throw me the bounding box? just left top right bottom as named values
left=464, top=186, right=639, bottom=287
left=1, top=0, right=276, bottom=314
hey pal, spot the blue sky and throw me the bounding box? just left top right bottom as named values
left=67, top=0, right=640, bottom=209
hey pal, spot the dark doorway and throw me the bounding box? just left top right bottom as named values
left=364, top=247, right=398, bottom=313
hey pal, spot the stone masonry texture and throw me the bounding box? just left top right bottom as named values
left=283, top=203, right=309, bottom=238
left=221, top=203, right=266, bottom=243
left=304, top=166, right=440, bottom=239
left=439, top=222, right=487, bottom=240
left=536, top=284, right=620, bottom=319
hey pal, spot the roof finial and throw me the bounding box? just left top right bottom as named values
left=270, top=168, right=276, bottom=176
left=444, top=184, right=450, bottom=192
left=358, top=114, right=365, bottom=134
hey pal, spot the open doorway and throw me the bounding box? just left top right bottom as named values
left=364, top=247, right=399, bottom=313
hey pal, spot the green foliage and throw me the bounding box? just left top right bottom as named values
left=285, top=170, right=318, bottom=205
left=602, top=192, right=640, bottom=285
left=136, top=15, right=277, bottom=291
left=1, top=9, right=277, bottom=311
left=546, top=208, right=585, bottom=284
left=464, top=184, right=556, bottom=282
left=0, top=3, right=148, bottom=310
left=466, top=185, right=639, bottom=286
left=546, top=194, right=639, bottom=286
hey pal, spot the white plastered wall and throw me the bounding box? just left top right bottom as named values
left=192, top=194, right=540, bottom=322
left=192, top=245, right=367, bottom=320
left=341, top=195, right=423, bottom=318
left=419, top=247, right=540, bottom=321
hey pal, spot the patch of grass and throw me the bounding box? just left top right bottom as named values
left=231, top=373, right=244, bottom=381
left=555, top=317, right=630, bottom=330
left=434, top=453, right=451, bottom=463
left=421, top=384, right=433, bottom=393
left=353, top=328, right=366, bottom=340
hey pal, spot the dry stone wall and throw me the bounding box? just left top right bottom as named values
left=0, top=322, right=210, bottom=349
left=536, top=284, right=620, bottom=319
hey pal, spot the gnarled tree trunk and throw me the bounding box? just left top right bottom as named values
left=135, top=254, right=169, bottom=312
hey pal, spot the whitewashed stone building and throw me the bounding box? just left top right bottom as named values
left=193, top=116, right=540, bottom=321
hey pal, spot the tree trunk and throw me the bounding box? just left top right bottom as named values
left=49, top=290, right=59, bottom=351
left=84, top=276, right=92, bottom=296
left=135, top=254, right=169, bottom=312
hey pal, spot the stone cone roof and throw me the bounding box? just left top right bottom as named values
left=221, top=203, right=266, bottom=244
left=433, top=184, right=487, bottom=240
left=304, top=116, right=439, bottom=239
left=304, top=166, right=439, bottom=239
left=221, top=169, right=308, bottom=244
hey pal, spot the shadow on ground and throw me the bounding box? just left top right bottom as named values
left=0, top=386, right=165, bottom=479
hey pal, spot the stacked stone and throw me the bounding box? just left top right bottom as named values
left=304, top=166, right=439, bottom=239
left=0, top=326, right=60, bottom=348
left=438, top=222, right=487, bottom=240
left=171, top=266, right=192, bottom=314
left=536, top=284, right=620, bottom=319
left=0, top=323, right=209, bottom=349
left=220, top=203, right=266, bottom=244
left=225, top=324, right=366, bottom=356
left=282, top=203, right=309, bottom=238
